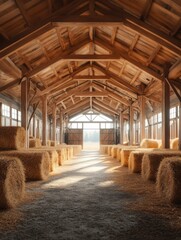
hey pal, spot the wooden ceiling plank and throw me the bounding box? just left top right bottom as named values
left=146, top=44, right=161, bottom=66
left=73, top=76, right=109, bottom=80
left=75, top=92, right=108, bottom=97
left=93, top=62, right=142, bottom=95
left=141, top=0, right=153, bottom=20
left=26, top=39, right=90, bottom=77
left=0, top=57, right=22, bottom=79
left=95, top=38, right=164, bottom=81
left=98, top=0, right=181, bottom=54
left=15, top=0, right=32, bottom=26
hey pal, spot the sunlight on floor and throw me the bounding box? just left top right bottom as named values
left=98, top=180, right=114, bottom=187
left=42, top=176, right=87, bottom=188
left=77, top=166, right=107, bottom=173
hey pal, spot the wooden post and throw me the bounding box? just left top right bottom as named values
left=179, top=98, right=181, bottom=150
left=33, top=115, right=36, bottom=138
left=21, top=78, right=29, bottom=148
left=119, top=112, right=123, bottom=144
left=129, top=106, right=134, bottom=145
left=0, top=102, right=2, bottom=126
left=42, top=95, right=47, bottom=146
left=140, top=96, right=145, bottom=141
left=59, top=110, right=64, bottom=144
left=52, top=104, right=57, bottom=143
left=162, top=79, right=170, bottom=148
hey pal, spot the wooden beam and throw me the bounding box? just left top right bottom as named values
left=93, top=62, right=142, bottom=94
left=21, top=78, right=29, bottom=148
left=73, top=76, right=109, bottom=80
left=61, top=54, right=120, bottom=61
left=0, top=57, right=22, bottom=79
left=52, top=104, right=57, bottom=142
left=129, top=106, right=134, bottom=145
left=93, top=99, right=118, bottom=115
left=141, top=0, right=153, bottom=20
left=15, top=0, right=32, bottom=26
left=95, top=38, right=164, bottom=81
left=162, top=79, right=170, bottom=148
left=59, top=110, right=64, bottom=144
left=98, top=0, right=181, bottom=55
left=26, top=39, right=90, bottom=77
left=179, top=95, right=181, bottom=150
left=119, top=112, right=124, bottom=144
left=92, top=82, right=131, bottom=106
left=62, top=99, right=89, bottom=114
left=52, top=15, right=125, bottom=27
left=42, top=95, right=48, bottom=146
left=0, top=79, right=21, bottom=93
left=75, top=92, right=108, bottom=97
left=139, top=96, right=145, bottom=141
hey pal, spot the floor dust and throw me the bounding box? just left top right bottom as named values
left=0, top=150, right=181, bottom=240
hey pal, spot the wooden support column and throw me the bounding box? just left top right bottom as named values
left=162, top=79, right=170, bottom=148
left=0, top=102, right=2, bottom=126
left=140, top=96, right=145, bottom=141
left=59, top=110, right=64, bottom=144
left=119, top=112, right=123, bottom=144
left=52, top=104, right=57, bottom=143
left=21, top=78, right=29, bottom=148
left=179, top=96, right=181, bottom=150
left=42, top=95, right=47, bottom=146
left=129, top=106, right=134, bottom=145
left=33, top=115, right=36, bottom=138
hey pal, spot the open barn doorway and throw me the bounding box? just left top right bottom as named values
left=83, top=123, right=100, bottom=150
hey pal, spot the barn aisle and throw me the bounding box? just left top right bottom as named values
left=0, top=150, right=181, bottom=240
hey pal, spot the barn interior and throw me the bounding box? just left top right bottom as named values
left=0, top=0, right=181, bottom=239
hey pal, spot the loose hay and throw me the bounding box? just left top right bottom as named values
left=141, top=151, right=181, bottom=181
left=0, top=156, right=25, bottom=209
left=140, top=139, right=159, bottom=148
left=156, top=157, right=181, bottom=203
left=0, top=151, right=50, bottom=181
left=170, top=138, right=179, bottom=150
left=0, top=127, right=25, bottom=150
left=29, top=138, right=42, bottom=148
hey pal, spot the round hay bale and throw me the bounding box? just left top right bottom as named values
left=121, top=149, right=133, bottom=167
left=0, top=127, right=25, bottom=150
left=29, top=138, right=42, bottom=148
left=111, top=147, right=117, bottom=158
left=140, top=139, right=159, bottom=148
left=0, top=151, right=50, bottom=181
left=0, top=156, right=25, bottom=209
left=156, top=157, right=181, bottom=203
left=170, top=138, right=179, bottom=150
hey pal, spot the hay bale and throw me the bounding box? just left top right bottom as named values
left=128, top=149, right=156, bottom=173
left=108, top=145, right=115, bottom=156
left=0, top=127, right=25, bottom=150
left=140, top=139, right=159, bottom=148
left=141, top=151, right=181, bottom=181
left=156, top=157, right=181, bottom=203
left=111, top=146, right=118, bottom=158
left=0, top=151, right=50, bottom=181
left=120, top=147, right=139, bottom=167
left=29, top=138, right=42, bottom=148
left=170, top=138, right=179, bottom=150
left=128, top=151, right=145, bottom=173
left=0, top=156, right=25, bottom=209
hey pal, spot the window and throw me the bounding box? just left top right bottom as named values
left=2, top=104, right=10, bottom=117
left=12, top=108, right=17, bottom=119
left=170, top=107, right=176, bottom=119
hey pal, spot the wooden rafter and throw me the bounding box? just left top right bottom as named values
left=15, top=0, right=32, bottom=26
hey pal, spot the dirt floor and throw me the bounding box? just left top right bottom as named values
left=0, top=150, right=181, bottom=240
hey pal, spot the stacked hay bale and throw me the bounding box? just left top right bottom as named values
left=0, top=156, right=25, bottom=209
left=141, top=151, right=181, bottom=181
left=120, top=146, right=139, bottom=167
left=108, top=145, right=115, bottom=156
left=170, top=138, right=179, bottom=150
left=29, top=138, right=42, bottom=148
left=140, top=138, right=159, bottom=148
left=111, top=146, right=119, bottom=158
left=128, top=149, right=157, bottom=173
left=0, top=127, right=25, bottom=150
left=156, top=157, right=181, bottom=203
left=0, top=151, right=50, bottom=181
